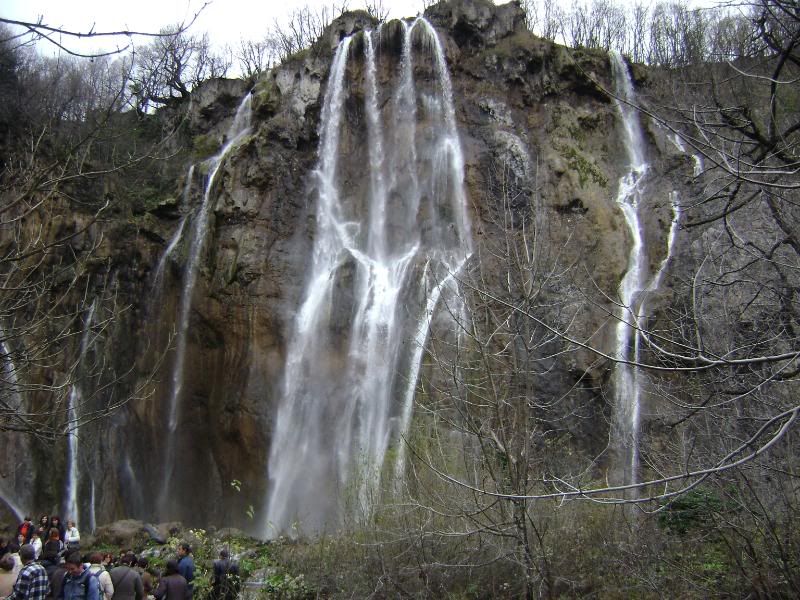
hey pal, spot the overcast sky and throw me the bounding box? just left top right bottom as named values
left=2, top=0, right=428, bottom=56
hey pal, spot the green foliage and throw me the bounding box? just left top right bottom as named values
left=658, top=489, right=724, bottom=535
left=259, top=572, right=313, bottom=600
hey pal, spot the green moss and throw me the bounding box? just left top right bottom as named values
left=192, top=134, right=221, bottom=160
left=555, top=142, right=608, bottom=188
left=253, top=78, right=282, bottom=118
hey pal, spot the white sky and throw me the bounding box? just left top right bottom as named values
left=2, top=0, right=428, bottom=56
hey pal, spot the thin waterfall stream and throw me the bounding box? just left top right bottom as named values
left=64, top=300, right=96, bottom=523
left=264, top=19, right=472, bottom=537
left=0, top=333, right=24, bottom=521
left=609, top=50, right=649, bottom=486
left=158, top=93, right=253, bottom=514
left=609, top=51, right=683, bottom=486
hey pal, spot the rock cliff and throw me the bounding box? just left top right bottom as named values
left=0, top=0, right=692, bottom=531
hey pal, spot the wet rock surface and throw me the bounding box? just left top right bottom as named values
left=0, top=0, right=691, bottom=531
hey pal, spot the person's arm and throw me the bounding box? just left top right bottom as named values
left=153, top=578, right=166, bottom=600
left=133, top=572, right=144, bottom=600
left=101, top=573, right=114, bottom=600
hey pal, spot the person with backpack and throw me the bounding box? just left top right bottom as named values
left=108, top=554, right=143, bottom=600
left=59, top=552, right=100, bottom=600
left=86, top=554, right=113, bottom=600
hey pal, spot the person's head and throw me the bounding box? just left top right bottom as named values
left=89, top=552, right=103, bottom=565
left=121, top=553, right=137, bottom=567
left=0, top=556, right=14, bottom=572
left=178, top=543, right=191, bottom=557
left=102, top=552, right=113, bottom=565
left=219, top=549, right=229, bottom=559
left=137, top=557, right=149, bottom=569
left=50, top=516, right=61, bottom=526
left=24, top=516, right=31, bottom=523
left=49, top=528, right=60, bottom=541
left=16, top=533, right=24, bottom=544
left=19, top=544, right=35, bottom=563
left=39, top=515, right=48, bottom=525
left=164, top=559, right=179, bottom=576
left=65, top=552, right=84, bottom=576
left=31, top=532, right=39, bottom=541
left=67, top=520, right=75, bottom=529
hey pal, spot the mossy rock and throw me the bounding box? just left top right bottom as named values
left=193, top=134, right=222, bottom=160
left=252, top=78, right=282, bottom=119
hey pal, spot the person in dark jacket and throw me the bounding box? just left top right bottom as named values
left=41, top=529, right=64, bottom=567
left=109, top=554, right=143, bottom=600
left=48, top=518, right=66, bottom=544
left=153, top=560, right=186, bottom=600
left=210, top=550, right=239, bottom=600
left=34, top=516, right=50, bottom=542
left=175, top=545, right=193, bottom=600
left=133, top=559, right=153, bottom=598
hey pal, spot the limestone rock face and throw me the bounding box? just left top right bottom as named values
left=0, top=0, right=690, bottom=532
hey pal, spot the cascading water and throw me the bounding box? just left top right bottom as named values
left=609, top=51, right=649, bottom=485
left=152, top=165, right=194, bottom=289
left=0, top=335, right=24, bottom=521
left=64, top=300, right=97, bottom=523
left=158, top=93, right=252, bottom=513
left=264, top=19, right=472, bottom=537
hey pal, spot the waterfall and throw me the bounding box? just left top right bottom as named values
left=158, top=93, right=252, bottom=514
left=64, top=300, right=97, bottom=523
left=152, top=165, right=194, bottom=289
left=0, top=332, right=24, bottom=521
left=609, top=51, right=649, bottom=485
left=264, top=19, right=472, bottom=537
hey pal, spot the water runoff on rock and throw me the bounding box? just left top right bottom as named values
left=609, top=50, right=650, bottom=487
left=157, top=93, right=252, bottom=515
left=608, top=51, right=682, bottom=487
left=64, top=300, right=96, bottom=525
left=264, top=18, right=472, bottom=537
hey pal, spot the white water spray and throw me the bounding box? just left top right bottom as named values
left=264, top=20, right=472, bottom=536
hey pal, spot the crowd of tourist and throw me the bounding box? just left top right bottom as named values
left=0, top=516, right=240, bottom=600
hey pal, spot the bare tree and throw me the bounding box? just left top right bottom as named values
left=267, top=3, right=349, bottom=63
left=129, top=27, right=230, bottom=113
left=234, top=38, right=279, bottom=81
left=0, top=3, right=209, bottom=59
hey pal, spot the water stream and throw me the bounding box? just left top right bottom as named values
left=264, top=19, right=472, bottom=536
left=158, top=93, right=252, bottom=515
left=64, top=300, right=97, bottom=523
left=609, top=50, right=649, bottom=485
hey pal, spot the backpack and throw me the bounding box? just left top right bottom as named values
left=62, top=567, right=102, bottom=600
